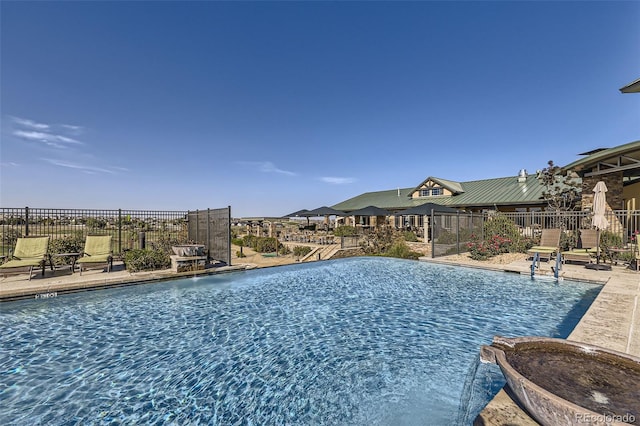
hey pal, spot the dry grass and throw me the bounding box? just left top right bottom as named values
left=442, top=252, right=529, bottom=265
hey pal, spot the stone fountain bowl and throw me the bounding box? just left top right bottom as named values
left=480, top=336, right=639, bottom=425
left=171, top=244, right=205, bottom=257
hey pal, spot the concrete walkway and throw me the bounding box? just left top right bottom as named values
left=0, top=262, right=249, bottom=301
left=420, top=255, right=640, bottom=425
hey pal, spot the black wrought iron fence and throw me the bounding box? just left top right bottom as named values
left=0, top=207, right=189, bottom=257
left=429, top=210, right=640, bottom=258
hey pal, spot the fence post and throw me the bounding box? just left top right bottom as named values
left=430, top=210, right=435, bottom=258
left=207, top=208, right=211, bottom=260
left=118, top=209, right=122, bottom=255
left=456, top=211, right=460, bottom=255
left=25, top=206, right=29, bottom=236
left=227, top=206, right=232, bottom=266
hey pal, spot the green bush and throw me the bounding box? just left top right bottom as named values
left=48, top=235, right=85, bottom=266
left=384, top=239, right=422, bottom=260
left=278, top=244, right=291, bottom=255
left=483, top=213, right=526, bottom=253
left=255, top=237, right=278, bottom=253
left=293, top=246, right=313, bottom=257
left=333, top=226, right=357, bottom=237
left=236, top=250, right=246, bottom=258
left=467, top=234, right=512, bottom=261
left=242, top=235, right=258, bottom=249
left=402, top=231, right=418, bottom=242
left=124, top=248, right=170, bottom=272
left=435, top=230, right=456, bottom=244
left=231, top=238, right=244, bottom=247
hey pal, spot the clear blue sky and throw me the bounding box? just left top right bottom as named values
left=1, top=1, right=639, bottom=218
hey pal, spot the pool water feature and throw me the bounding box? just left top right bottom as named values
left=0, top=257, right=600, bottom=425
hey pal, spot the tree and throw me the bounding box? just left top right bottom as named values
left=539, top=160, right=581, bottom=212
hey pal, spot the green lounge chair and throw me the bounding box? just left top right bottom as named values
left=561, top=229, right=599, bottom=264
left=0, top=236, right=50, bottom=280
left=527, top=228, right=561, bottom=262
left=76, top=235, right=113, bottom=275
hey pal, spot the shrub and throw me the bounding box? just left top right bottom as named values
left=242, top=235, right=258, bottom=249
left=278, top=244, right=291, bottom=255
left=293, top=246, right=312, bottom=257
left=483, top=213, right=526, bottom=253
left=255, top=237, right=278, bottom=253
left=231, top=238, right=244, bottom=247
left=48, top=234, right=85, bottom=266
left=467, top=234, right=512, bottom=261
left=152, top=232, right=182, bottom=255
left=236, top=250, right=246, bottom=258
left=384, top=239, right=422, bottom=260
left=124, top=248, right=170, bottom=272
left=1, top=227, right=22, bottom=248
left=333, top=226, right=357, bottom=237
left=402, top=231, right=418, bottom=242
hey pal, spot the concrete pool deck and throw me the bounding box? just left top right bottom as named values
left=1, top=253, right=638, bottom=425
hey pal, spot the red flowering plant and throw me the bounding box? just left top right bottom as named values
left=467, top=234, right=512, bottom=261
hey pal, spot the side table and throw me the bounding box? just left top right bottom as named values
left=50, top=252, right=81, bottom=273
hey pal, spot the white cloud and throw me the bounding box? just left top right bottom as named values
left=237, top=161, right=297, bottom=176
left=10, top=116, right=50, bottom=130
left=41, top=158, right=117, bottom=174
left=0, top=162, right=20, bottom=168
left=61, top=124, right=84, bottom=134
left=13, top=130, right=82, bottom=148
left=320, top=176, right=356, bottom=185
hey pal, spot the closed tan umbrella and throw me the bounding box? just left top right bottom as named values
left=587, top=181, right=611, bottom=270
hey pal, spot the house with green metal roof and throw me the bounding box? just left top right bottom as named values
left=332, top=172, right=550, bottom=215
left=331, top=140, right=640, bottom=220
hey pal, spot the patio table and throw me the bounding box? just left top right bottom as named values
left=49, top=252, right=81, bottom=273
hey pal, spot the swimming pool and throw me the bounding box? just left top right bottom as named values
left=1, top=257, right=600, bottom=425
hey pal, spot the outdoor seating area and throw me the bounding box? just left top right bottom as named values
left=0, top=235, right=115, bottom=281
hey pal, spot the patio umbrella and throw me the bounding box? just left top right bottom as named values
left=348, top=205, right=392, bottom=217
left=396, top=203, right=457, bottom=216
left=587, top=181, right=611, bottom=270
left=281, top=209, right=314, bottom=226
left=305, top=206, right=346, bottom=217
left=348, top=206, right=392, bottom=227
left=305, top=206, right=346, bottom=230
left=282, top=209, right=310, bottom=218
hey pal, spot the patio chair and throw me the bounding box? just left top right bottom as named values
left=527, top=228, right=561, bottom=262
left=0, top=236, right=50, bottom=280
left=561, top=229, right=599, bottom=264
left=76, top=235, right=113, bottom=275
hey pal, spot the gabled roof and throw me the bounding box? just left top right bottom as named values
left=332, top=174, right=550, bottom=212
left=562, top=140, right=640, bottom=178
left=409, top=176, right=464, bottom=195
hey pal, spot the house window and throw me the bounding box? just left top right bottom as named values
left=420, top=188, right=443, bottom=197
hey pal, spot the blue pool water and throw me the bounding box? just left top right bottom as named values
left=1, top=257, right=600, bottom=425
